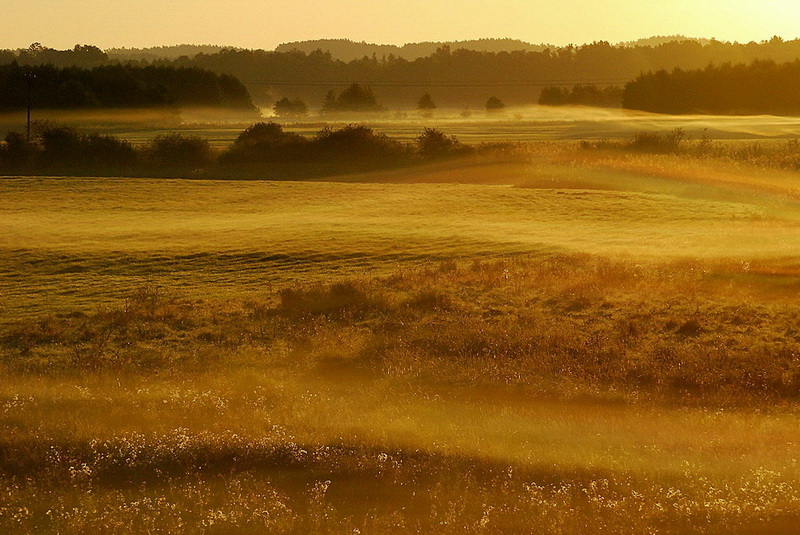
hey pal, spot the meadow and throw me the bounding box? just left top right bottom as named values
left=3, top=116, right=800, bottom=533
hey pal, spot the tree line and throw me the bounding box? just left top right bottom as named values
left=273, top=38, right=549, bottom=62
left=0, top=122, right=474, bottom=178
left=5, top=37, right=800, bottom=109
left=154, top=37, right=800, bottom=108
left=0, top=63, right=257, bottom=112
left=622, top=59, right=800, bottom=115
left=538, top=85, right=623, bottom=107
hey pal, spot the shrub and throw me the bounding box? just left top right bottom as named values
left=0, top=131, right=36, bottom=169
left=82, top=134, right=137, bottom=170
left=415, top=128, right=469, bottom=159
left=233, top=122, right=303, bottom=147
left=313, top=124, right=406, bottom=162
left=219, top=122, right=308, bottom=165
left=278, top=282, right=387, bottom=319
left=34, top=127, right=136, bottom=172
left=38, top=127, right=84, bottom=165
left=630, top=128, right=685, bottom=153
left=147, top=133, right=213, bottom=170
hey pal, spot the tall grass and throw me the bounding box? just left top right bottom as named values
left=3, top=256, right=800, bottom=532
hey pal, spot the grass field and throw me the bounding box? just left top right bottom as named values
left=3, top=163, right=799, bottom=321
left=3, top=132, right=800, bottom=533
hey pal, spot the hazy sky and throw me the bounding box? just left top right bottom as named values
left=3, top=0, right=800, bottom=50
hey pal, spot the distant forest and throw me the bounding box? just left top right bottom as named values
left=538, top=85, right=624, bottom=107
left=106, top=45, right=238, bottom=62
left=0, top=62, right=256, bottom=112
left=275, top=36, right=718, bottom=62
left=274, top=38, right=549, bottom=62
left=152, top=37, right=800, bottom=109
left=623, top=59, right=800, bottom=115
left=3, top=37, right=800, bottom=113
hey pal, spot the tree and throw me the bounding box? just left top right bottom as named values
left=273, top=97, right=308, bottom=117
left=485, top=96, right=505, bottom=112
left=320, top=90, right=337, bottom=115
left=320, top=83, right=384, bottom=114
left=417, top=92, right=437, bottom=111
left=336, top=83, right=383, bottom=112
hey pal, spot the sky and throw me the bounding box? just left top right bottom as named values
left=3, top=0, right=800, bottom=50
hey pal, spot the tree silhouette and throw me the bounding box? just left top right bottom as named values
left=622, top=59, right=800, bottom=115
left=485, top=96, right=505, bottom=112
left=417, top=93, right=437, bottom=110
left=539, top=84, right=623, bottom=107
left=0, top=63, right=257, bottom=112
left=320, top=83, right=384, bottom=114
left=416, top=92, right=436, bottom=117
left=147, top=133, right=213, bottom=170
left=273, top=97, right=308, bottom=117
left=320, top=90, right=337, bottom=114
left=415, top=127, right=468, bottom=159
left=13, top=39, right=800, bottom=109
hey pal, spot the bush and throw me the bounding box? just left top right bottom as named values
left=630, top=128, right=685, bottom=154
left=278, top=282, right=387, bottom=319
left=0, top=131, right=36, bottom=170
left=147, top=133, right=214, bottom=170
left=313, top=124, right=405, bottom=162
left=38, top=127, right=84, bottom=165
left=233, top=122, right=303, bottom=146
left=415, top=128, right=469, bottom=159
left=83, top=134, right=138, bottom=169
left=29, top=127, right=137, bottom=173
left=220, top=122, right=308, bottom=165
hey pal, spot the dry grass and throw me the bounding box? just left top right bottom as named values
left=3, top=168, right=800, bottom=323
left=4, top=254, right=799, bottom=401
left=3, top=255, right=800, bottom=533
